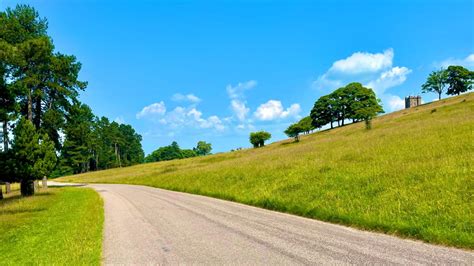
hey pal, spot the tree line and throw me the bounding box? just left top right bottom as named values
left=145, top=141, right=212, bottom=162
left=422, top=66, right=474, bottom=100
left=0, top=5, right=144, bottom=196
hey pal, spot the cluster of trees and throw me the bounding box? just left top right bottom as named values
left=249, top=131, right=271, bottom=148
left=59, top=104, right=144, bottom=175
left=145, top=141, right=212, bottom=162
left=285, top=82, right=383, bottom=142
left=422, top=66, right=474, bottom=100
left=0, top=5, right=143, bottom=196
left=284, top=116, right=315, bottom=141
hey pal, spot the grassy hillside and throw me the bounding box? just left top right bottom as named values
left=59, top=93, right=474, bottom=248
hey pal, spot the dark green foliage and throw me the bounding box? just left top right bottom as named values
left=0, top=5, right=144, bottom=183
left=285, top=116, right=316, bottom=142
left=11, top=118, right=56, bottom=196
left=145, top=141, right=184, bottom=162
left=145, top=140, right=212, bottom=162
left=310, top=83, right=384, bottom=130
left=445, top=65, right=474, bottom=96
left=422, top=69, right=448, bottom=100
left=284, top=123, right=304, bottom=142
left=194, top=141, right=212, bottom=156
left=249, top=131, right=271, bottom=148
left=59, top=101, right=94, bottom=175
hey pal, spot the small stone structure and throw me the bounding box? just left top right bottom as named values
left=405, top=96, right=422, bottom=109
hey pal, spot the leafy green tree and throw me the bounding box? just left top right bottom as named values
left=118, top=124, right=144, bottom=166
left=249, top=131, right=271, bottom=148
left=350, top=85, right=384, bottom=129
left=422, top=69, right=448, bottom=100
left=445, top=65, right=474, bottom=96
left=145, top=141, right=184, bottom=162
left=11, top=118, right=56, bottom=196
left=284, top=123, right=304, bottom=142
left=181, top=149, right=198, bottom=158
left=59, top=101, right=94, bottom=174
left=310, top=95, right=335, bottom=129
left=298, top=116, right=315, bottom=134
left=194, top=141, right=212, bottom=156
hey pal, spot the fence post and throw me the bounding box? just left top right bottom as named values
left=42, top=176, right=48, bottom=189
left=5, top=182, right=11, bottom=194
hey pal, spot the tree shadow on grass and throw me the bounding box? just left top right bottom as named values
left=1, top=207, right=47, bottom=215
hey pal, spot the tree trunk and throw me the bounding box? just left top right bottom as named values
left=33, top=96, right=42, bottom=129
left=0, top=185, right=3, bottom=200
left=27, top=89, right=33, bottom=122
left=20, top=179, right=35, bottom=196
left=330, top=121, right=333, bottom=129
left=438, top=92, right=442, bottom=100
left=2, top=119, right=8, bottom=151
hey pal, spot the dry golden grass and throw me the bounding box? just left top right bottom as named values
left=59, top=92, right=474, bottom=248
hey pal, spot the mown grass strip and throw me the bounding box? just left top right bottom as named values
left=0, top=187, right=103, bottom=265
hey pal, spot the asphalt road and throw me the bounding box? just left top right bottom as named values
left=79, top=183, right=473, bottom=265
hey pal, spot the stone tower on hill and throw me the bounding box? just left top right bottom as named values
left=405, top=96, right=422, bottom=108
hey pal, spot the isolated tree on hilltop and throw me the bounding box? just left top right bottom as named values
left=249, top=131, right=271, bottom=148
left=194, top=141, right=212, bottom=156
left=445, top=65, right=474, bottom=96
left=422, top=69, right=448, bottom=100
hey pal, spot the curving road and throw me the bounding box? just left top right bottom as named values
left=77, top=183, right=474, bottom=265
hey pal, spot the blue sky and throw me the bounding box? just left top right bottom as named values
left=2, top=0, right=473, bottom=154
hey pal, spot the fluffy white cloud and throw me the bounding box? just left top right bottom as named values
left=254, top=100, right=301, bottom=121
left=438, top=53, right=474, bottom=68
left=160, top=106, right=225, bottom=131
left=231, top=100, right=249, bottom=121
left=136, top=101, right=166, bottom=119
left=329, top=48, right=394, bottom=74
left=226, top=80, right=257, bottom=123
left=226, top=80, right=257, bottom=99
left=366, top=66, right=412, bottom=94
left=386, top=94, right=405, bottom=112
left=312, top=49, right=411, bottom=115
left=172, top=93, right=201, bottom=103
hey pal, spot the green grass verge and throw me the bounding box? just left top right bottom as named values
left=59, top=93, right=474, bottom=249
left=0, top=187, right=103, bottom=265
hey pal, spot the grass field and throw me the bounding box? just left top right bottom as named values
left=0, top=187, right=103, bottom=265
left=59, top=93, right=474, bottom=249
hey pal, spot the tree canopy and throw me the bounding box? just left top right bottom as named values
left=0, top=5, right=144, bottom=195
left=310, top=83, right=383, bottom=130
left=445, top=66, right=474, bottom=96
left=249, top=131, right=271, bottom=148
left=145, top=141, right=212, bottom=163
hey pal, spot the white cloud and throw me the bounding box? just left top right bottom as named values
left=312, top=49, right=411, bottom=115
left=226, top=80, right=257, bottom=99
left=226, top=80, right=256, bottom=123
left=172, top=93, right=201, bottom=103
left=438, top=53, right=474, bottom=68
left=366, top=66, right=412, bottom=94
left=254, top=100, right=301, bottom=121
left=329, top=48, right=393, bottom=74
left=136, top=101, right=166, bottom=119
left=231, top=100, right=249, bottom=121
left=386, top=94, right=405, bottom=112
left=160, top=106, right=225, bottom=131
